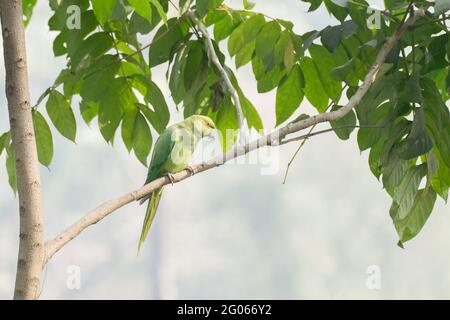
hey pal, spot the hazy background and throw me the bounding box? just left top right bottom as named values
left=1, top=0, right=450, bottom=299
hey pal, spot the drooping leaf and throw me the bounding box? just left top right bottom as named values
left=32, top=110, right=54, bottom=167
left=6, top=144, right=17, bottom=193
left=393, top=164, right=428, bottom=220
left=392, top=188, right=437, bottom=245
left=299, top=57, right=329, bottom=112
left=92, top=0, right=116, bottom=25
left=46, top=91, right=77, bottom=142
left=148, top=18, right=190, bottom=67
left=196, top=0, right=224, bottom=17
left=276, top=65, right=304, bottom=125
left=128, top=0, right=152, bottom=22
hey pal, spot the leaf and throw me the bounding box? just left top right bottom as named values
left=276, top=65, right=304, bottom=125
left=0, top=132, right=10, bottom=155
left=32, top=110, right=54, bottom=167
left=299, top=57, right=329, bottom=112
left=228, top=14, right=265, bottom=57
left=243, top=0, right=256, bottom=9
left=6, top=144, right=17, bottom=193
left=80, top=101, right=99, bottom=125
left=235, top=40, right=256, bottom=69
left=148, top=18, right=189, bottom=67
left=392, top=188, right=437, bottom=245
left=308, top=44, right=343, bottom=102
left=214, top=97, right=238, bottom=151
left=133, top=113, right=152, bottom=166
left=393, top=164, right=428, bottom=219
left=321, top=25, right=341, bottom=53
left=23, top=0, right=37, bottom=26
left=46, top=91, right=77, bottom=142
left=133, top=76, right=170, bottom=133
left=98, top=78, right=134, bottom=142
left=184, top=41, right=207, bottom=90
left=422, top=78, right=450, bottom=168
left=398, top=108, right=433, bottom=160
left=330, top=105, right=357, bottom=140
left=196, top=0, right=224, bottom=17
left=214, top=13, right=237, bottom=41
left=255, top=21, right=281, bottom=70
left=128, top=0, right=152, bottom=22
left=92, top=0, right=116, bottom=25
left=149, top=0, right=168, bottom=24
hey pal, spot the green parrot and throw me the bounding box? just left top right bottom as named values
left=138, top=115, right=216, bottom=251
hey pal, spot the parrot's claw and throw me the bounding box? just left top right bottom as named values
left=166, top=173, right=175, bottom=186
left=186, top=166, right=195, bottom=176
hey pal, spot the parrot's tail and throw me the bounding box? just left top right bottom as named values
left=137, top=186, right=164, bottom=253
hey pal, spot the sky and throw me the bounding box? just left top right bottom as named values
left=1, top=0, right=450, bottom=299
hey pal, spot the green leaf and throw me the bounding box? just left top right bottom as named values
left=32, top=110, right=54, bottom=167
left=276, top=65, right=304, bottom=125
left=149, top=0, right=168, bottom=24
left=196, top=0, right=224, bottom=17
left=128, top=0, right=152, bottom=22
left=6, top=144, right=17, bottom=193
left=98, top=78, right=134, bottom=142
left=243, top=0, right=256, bottom=9
left=69, top=32, right=113, bottom=67
left=169, top=44, right=189, bottom=104
left=214, top=13, right=237, bottom=41
left=422, top=78, right=450, bottom=168
left=0, top=132, right=10, bottom=155
left=133, top=113, right=152, bottom=166
left=235, top=40, right=256, bottom=69
left=308, top=44, right=343, bottom=102
left=393, top=164, right=428, bottom=219
left=228, top=14, right=265, bottom=57
left=23, top=0, right=37, bottom=26
left=184, top=41, right=207, bottom=90
left=46, top=91, right=77, bottom=142
left=398, top=108, right=433, bottom=160
left=92, top=0, right=116, bottom=25
left=214, top=97, right=239, bottom=151
left=321, top=25, right=341, bottom=53
left=121, top=107, right=138, bottom=152
left=133, top=77, right=170, bottom=133
left=392, top=188, right=437, bottom=245
left=255, top=21, right=281, bottom=70
left=148, top=18, right=189, bottom=67
left=330, top=105, right=357, bottom=140
left=300, top=57, right=329, bottom=112
left=80, top=101, right=99, bottom=125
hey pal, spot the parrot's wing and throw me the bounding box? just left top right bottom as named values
left=144, top=128, right=177, bottom=185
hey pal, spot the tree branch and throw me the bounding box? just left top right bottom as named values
left=186, top=10, right=246, bottom=141
left=43, top=6, right=428, bottom=265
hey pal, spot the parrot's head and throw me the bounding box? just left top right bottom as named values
left=190, top=115, right=216, bottom=139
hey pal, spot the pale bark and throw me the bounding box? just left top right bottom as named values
left=1, top=0, right=44, bottom=300
left=43, top=5, right=427, bottom=265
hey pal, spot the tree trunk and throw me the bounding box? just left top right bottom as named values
left=0, top=0, right=44, bottom=300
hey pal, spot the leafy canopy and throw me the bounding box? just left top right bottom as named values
left=1, top=0, right=450, bottom=246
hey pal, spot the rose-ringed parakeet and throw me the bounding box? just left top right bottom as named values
left=138, top=115, right=216, bottom=251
